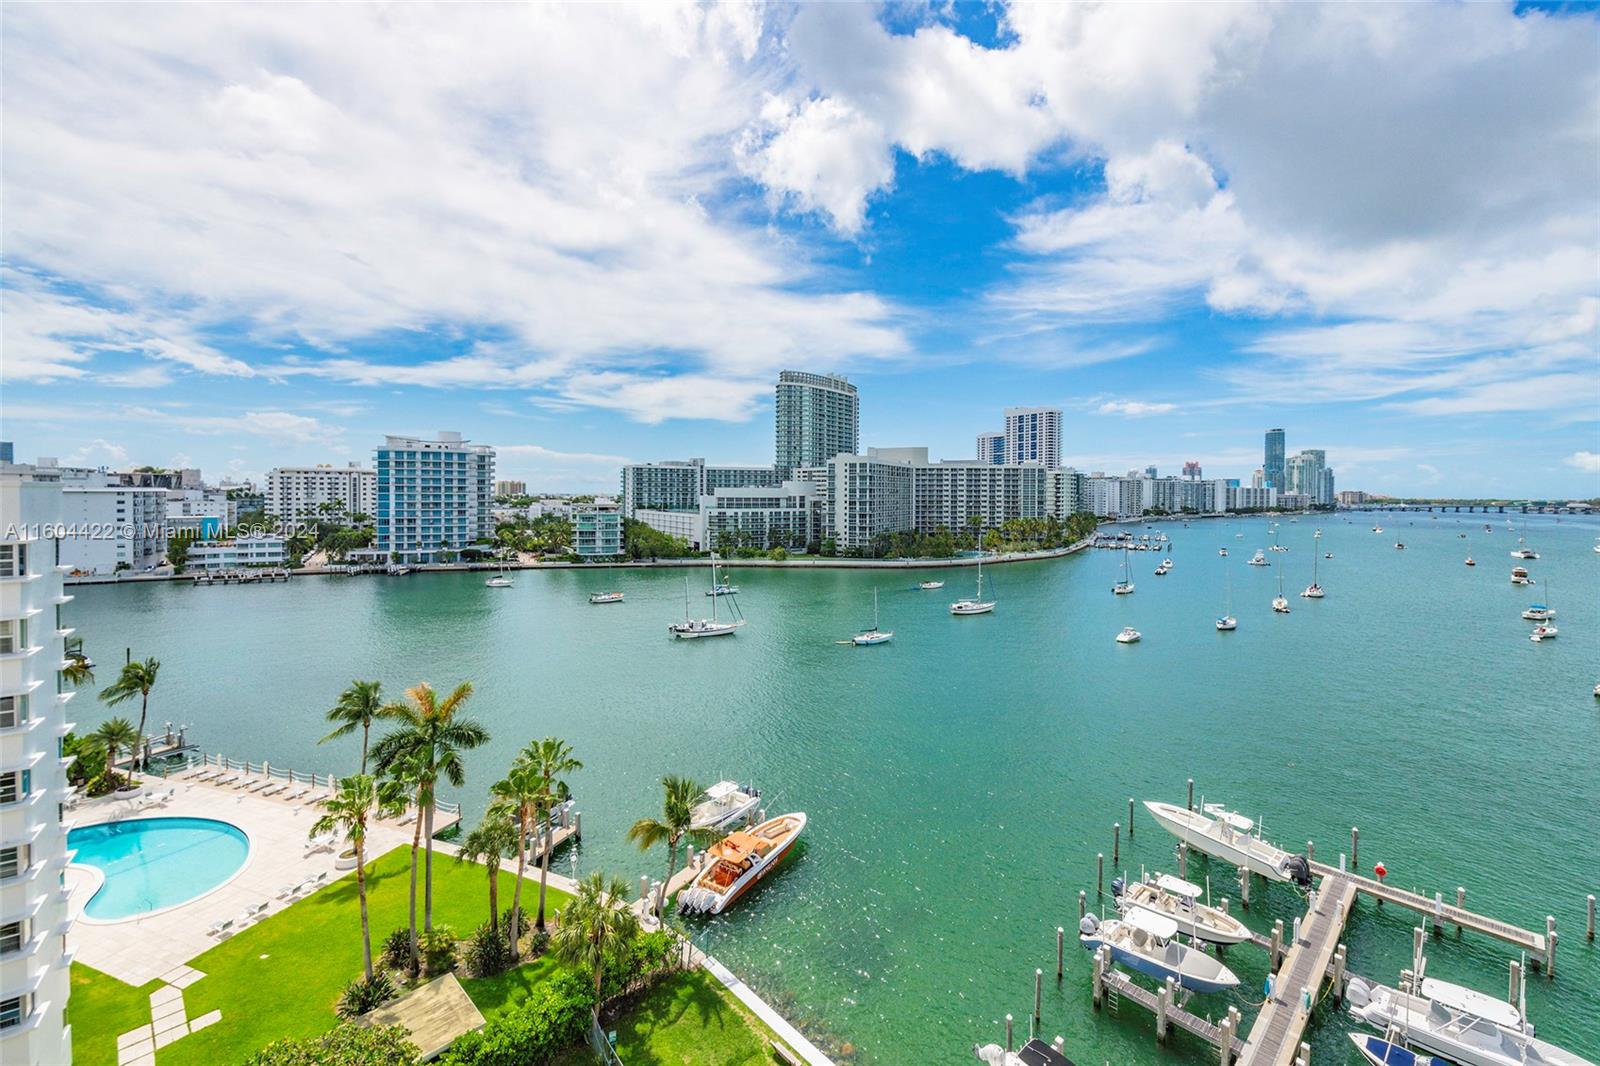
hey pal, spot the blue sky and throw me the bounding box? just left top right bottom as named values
left=3, top=2, right=1597, bottom=496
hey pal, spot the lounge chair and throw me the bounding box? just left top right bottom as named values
left=281, top=784, right=309, bottom=802
left=207, top=918, right=234, bottom=937
left=244, top=778, right=274, bottom=793
left=275, top=883, right=299, bottom=900
left=259, top=782, right=287, bottom=797
left=212, top=772, right=239, bottom=787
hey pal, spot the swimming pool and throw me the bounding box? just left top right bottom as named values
left=68, top=817, right=250, bottom=920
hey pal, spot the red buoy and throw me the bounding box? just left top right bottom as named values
left=1374, top=862, right=1388, bottom=880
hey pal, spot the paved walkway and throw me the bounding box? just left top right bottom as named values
left=113, top=966, right=222, bottom=1066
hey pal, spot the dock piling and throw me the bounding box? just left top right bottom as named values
left=1056, top=927, right=1064, bottom=980
left=1079, top=890, right=1086, bottom=919
left=1092, top=947, right=1106, bottom=1009
left=1545, top=916, right=1556, bottom=977
left=1005, top=1014, right=1013, bottom=1053
left=1350, top=826, right=1358, bottom=868
left=1332, top=944, right=1346, bottom=1003
left=1218, top=1016, right=1233, bottom=1066
left=1156, top=976, right=1173, bottom=1042
left=1456, top=887, right=1465, bottom=934
left=1270, top=920, right=1284, bottom=971
left=1034, top=968, right=1043, bottom=1023
left=1432, top=892, right=1444, bottom=936
left=1178, top=841, right=1188, bottom=880
left=1187, top=778, right=1194, bottom=811
left=574, top=811, right=582, bottom=840
left=1239, top=866, right=1250, bottom=908
left=1219, top=897, right=1229, bottom=917
left=1113, top=823, right=1121, bottom=867
left=1306, top=840, right=1314, bottom=864
left=1097, top=852, right=1104, bottom=895
left=1297, top=1040, right=1311, bottom=1066
left=1587, top=894, right=1595, bottom=941
left=1508, top=960, right=1522, bottom=1007
left=1128, top=797, right=1135, bottom=837
left=639, top=875, right=649, bottom=903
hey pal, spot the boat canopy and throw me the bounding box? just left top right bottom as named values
left=1526, top=604, right=1548, bottom=611
left=704, top=781, right=741, bottom=800
left=1421, top=978, right=1523, bottom=1030
left=1203, top=804, right=1255, bottom=832
left=1155, top=874, right=1203, bottom=899
left=1124, top=907, right=1180, bottom=940
left=1016, top=1039, right=1078, bottom=1066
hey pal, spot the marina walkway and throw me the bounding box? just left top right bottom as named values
left=1307, top=860, right=1548, bottom=957
left=1236, top=873, right=1357, bottom=1066
left=1100, top=967, right=1246, bottom=1057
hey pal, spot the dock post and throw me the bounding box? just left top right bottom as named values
left=1005, top=1014, right=1013, bottom=1053
left=1350, top=826, right=1358, bottom=868
left=1178, top=842, right=1188, bottom=880
left=1156, top=976, right=1173, bottom=1042
left=1187, top=778, right=1194, bottom=811
left=1218, top=1016, right=1232, bottom=1066
left=639, top=875, right=649, bottom=903
left=1456, top=887, right=1465, bottom=934
left=1587, top=894, right=1595, bottom=941
left=574, top=811, right=582, bottom=840
left=1239, top=867, right=1250, bottom=909
left=1298, top=1041, right=1311, bottom=1066
left=1092, top=947, right=1105, bottom=1009
left=1508, top=960, right=1521, bottom=1007
left=1333, top=944, right=1346, bottom=1003
left=1056, top=927, right=1064, bottom=980
left=1228, top=1006, right=1242, bottom=1048
left=1097, top=853, right=1104, bottom=895
left=1219, top=897, right=1229, bottom=917
left=1034, top=968, right=1043, bottom=1024
left=1079, top=890, right=1086, bottom=919
left=1270, top=920, right=1284, bottom=971
left=1545, top=916, right=1556, bottom=977
left=1113, top=823, right=1121, bottom=867
left=1306, top=839, right=1314, bottom=864
left=1128, top=797, right=1135, bottom=837
left=1432, top=892, right=1444, bottom=936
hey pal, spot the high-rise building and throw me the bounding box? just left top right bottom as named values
left=265, top=464, right=376, bottom=522
left=494, top=480, right=527, bottom=498
left=58, top=485, right=168, bottom=574
left=1251, top=468, right=1265, bottom=489
left=775, top=371, right=859, bottom=476
left=1144, top=465, right=1158, bottom=479
left=1264, top=429, right=1286, bottom=489
left=0, top=462, right=74, bottom=1065
left=373, top=432, right=495, bottom=563
left=1286, top=449, right=1329, bottom=504
left=1002, top=407, right=1061, bottom=468
left=1182, top=461, right=1202, bottom=481
left=828, top=451, right=914, bottom=549
left=976, top=432, right=1005, bottom=465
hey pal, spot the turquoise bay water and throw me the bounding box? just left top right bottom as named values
left=68, top=816, right=250, bottom=919
left=68, top=513, right=1600, bottom=1061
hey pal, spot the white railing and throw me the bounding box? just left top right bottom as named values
left=171, top=752, right=462, bottom=818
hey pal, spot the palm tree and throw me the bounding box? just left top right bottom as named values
left=455, top=811, right=518, bottom=940
left=89, top=716, right=139, bottom=787
left=371, top=681, right=489, bottom=932
left=489, top=763, right=543, bottom=960
left=385, top=748, right=430, bottom=978
left=319, top=680, right=395, bottom=774
left=551, top=871, right=639, bottom=1023
left=626, top=775, right=715, bottom=911
left=527, top=736, right=582, bottom=931
left=98, top=657, right=160, bottom=769
left=309, top=774, right=404, bottom=981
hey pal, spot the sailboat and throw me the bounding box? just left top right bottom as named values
left=1529, top=581, right=1558, bottom=641
left=1216, top=563, right=1237, bottom=630
left=1509, top=532, right=1538, bottom=560
left=1247, top=548, right=1269, bottom=566
left=706, top=559, right=740, bottom=595
left=1272, top=573, right=1291, bottom=613
left=853, top=588, right=893, bottom=645
left=669, top=556, right=745, bottom=639
left=1301, top=544, right=1324, bottom=598
left=485, top=555, right=513, bottom=587
left=1112, top=545, right=1136, bottom=594
left=950, top=555, right=996, bottom=615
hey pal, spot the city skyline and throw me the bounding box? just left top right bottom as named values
left=3, top=4, right=1597, bottom=497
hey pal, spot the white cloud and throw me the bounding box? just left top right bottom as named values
left=1097, top=400, right=1176, bottom=417
left=1563, top=451, right=1600, bottom=474
left=65, top=439, right=129, bottom=467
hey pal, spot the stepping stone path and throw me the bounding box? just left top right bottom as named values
left=115, top=967, right=222, bottom=1066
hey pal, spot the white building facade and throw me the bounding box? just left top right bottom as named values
left=0, top=465, right=74, bottom=1065
left=573, top=510, right=623, bottom=558
left=1002, top=406, right=1062, bottom=468
left=265, top=464, right=376, bottom=523
left=185, top=536, right=288, bottom=571
left=374, top=433, right=495, bottom=563
left=57, top=487, right=168, bottom=575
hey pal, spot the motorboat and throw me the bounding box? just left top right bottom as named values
left=1394, top=542, right=1406, bottom=550
left=951, top=554, right=997, bottom=615
left=1077, top=911, right=1239, bottom=994
left=1510, top=543, right=1539, bottom=560
left=1247, top=549, right=1269, bottom=567
left=688, top=780, right=761, bottom=831
left=1112, top=873, right=1251, bottom=945
left=707, top=582, right=740, bottom=596
left=1217, top=561, right=1237, bottom=631
left=1215, top=615, right=1237, bottom=631
left=1346, top=976, right=1594, bottom=1066
left=974, top=1038, right=1078, bottom=1066
left=677, top=812, right=805, bottom=915
left=1373, top=526, right=1384, bottom=533
left=1142, top=800, right=1312, bottom=884
left=1153, top=563, right=1170, bottom=576
left=1218, top=547, right=1228, bottom=557
left=1521, top=604, right=1555, bottom=622
left=852, top=588, right=893, bottom=645
left=1112, top=545, right=1136, bottom=595
left=1301, top=548, right=1324, bottom=598
left=1115, top=627, right=1142, bottom=644
left=1465, top=557, right=1475, bottom=566
left=918, top=580, right=945, bottom=590
left=670, top=560, right=745, bottom=639
left=588, top=591, right=625, bottom=604
left=1529, top=624, right=1558, bottom=642
left=1272, top=573, right=1291, bottom=613
left=1349, top=1033, right=1447, bottom=1065
left=1510, top=566, right=1532, bottom=585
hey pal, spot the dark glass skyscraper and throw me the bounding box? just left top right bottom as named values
left=1264, top=428, right=1286, bottom=489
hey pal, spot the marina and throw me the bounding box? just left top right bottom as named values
left=63, top=511, right=1600, bottom=1064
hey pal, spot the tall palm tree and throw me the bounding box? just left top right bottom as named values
left=309, top=774, right=404, bottom=981
left=62, top=652, right=94, bottom=688
left=98, top=657, right=160, bottom=769
left=371, top=681, right=489, bottom=932
left=455, top=811, right=518, bottom=940
left=385, top=748, right=431, bottom=978
left=89, top=716, right=139, bottom=787
left=551, top=871, right=639, bottom=1023
left=626, top=775, right=716, bottom=910
left=489, top=763, right=543, bottom=960
left=527, top=736, right=582, bottom=931
left=319, top=680, right=395, bottom=775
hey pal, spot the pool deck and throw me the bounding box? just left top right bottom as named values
left=66, top=769, right=420, bottom=986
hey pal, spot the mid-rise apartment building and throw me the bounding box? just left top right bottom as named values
left=58, top=486, right=168, bottom=575
left=494, top=480, right=527, bottom=498
left=573, top=510, right=623, bottom=558
left=373, top=433, right=494, bottom=564
left=265, top=464, right=376, bottom=522
left=976, top=432, right=1005, bottom=465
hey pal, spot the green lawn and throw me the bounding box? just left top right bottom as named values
left=458, top=952, right=564, bottom=1018
left=566, top=968, right=788, bottom=1066
left=70, top=845, right=570, bottom=1066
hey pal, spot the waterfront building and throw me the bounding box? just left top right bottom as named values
left=1002, top=407, right=1061, bottom=468
left=1337, top=490, right=1369, bottom=507
left=1229, top=485, right=1278, bottom=511
left=630, top=508, right=705, bottom=550
left=1180, top=478, right=1231, bottom=514
left=373, top=432, right=495, bottom=564
left=1285, top=449, right=1336, bottom=506
left=265, top=464, right=376, bottom=523
left=1252, top=467, right=1266, bottom=489
left=976, top=431, right=1005, bottom=465
left=1319, top=468, right=1336, bottom=508
left=1264, top=428, right=1286, bottom=489
left=494, top=480, right=526, bottom=498
left=775, top=371, right=859, bottom=476
left=1145, top=465, right=1158, bottom=479
left=828, top=451, right=915, bottom=549
left=57, top=485, right=168, bottom=575
left=1182, top=460, right=1202, bottom=480
left=186, top=535, right=288, bottom=570
left=620, top=459, right=781, bottom=517
left=1046, top=468, right=1087, bottom=521
left=1084, top=476, right=1141, bottom=518
left=1277, top=492, right=1312, bottom=510
left=1143, top=476, right=1183, bottom=514
left=0, top=462, right=74, bottom=1065
left=573, top=509, right=622, bottom=558
left=703, top=481, right=823, bottom=552
left=912, top=459, right=1048, bottom=533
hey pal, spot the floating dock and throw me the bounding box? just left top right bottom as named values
left=1235, top=873, right=1357, bottom=1066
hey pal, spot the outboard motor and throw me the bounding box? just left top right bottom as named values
left=1283, top=854, right=1312, bottom=887
left=1344, top=976, right=1372, bottom=1010
left=1110, top=875, right=1126, bottom=898
left=1078, top=914, right=1100, bottom=937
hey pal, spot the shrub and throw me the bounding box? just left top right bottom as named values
left=464, top=922, right=511, bottom=978
left=600, top=929, right=678, bottom=1001
left=527, top=928, right=551, bottom=958
left=439, top=970, right=592, bottom=1066
left=336, top=971, right=397, bottom=1019
left=421, top=925, right=458, bottom=976
left=246, top=1022, right=418, bottom=1065
left=381, top=927, right=413, bottom=971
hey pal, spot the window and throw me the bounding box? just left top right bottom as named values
left=0, top=844, right=26, bottom=879
left=0, top=619, right=18, bottom=654
left=0, top=544, right=23, bottom=577
left=0, top=770, right=26, bottom=804
left=0, top=694, right=23, bottom=728
left=0, top=920, right=23, bottom=954
left=0, top=993, right=27, bottom=1029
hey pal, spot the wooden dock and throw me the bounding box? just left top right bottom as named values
left=1307, top=859, right=1549, bottom=960
left=1096, top=961, right=1246, bottom=1058
left=1236, top=873, right=1357, bottom=1066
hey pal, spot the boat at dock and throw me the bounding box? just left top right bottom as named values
left=588, top=591, right=624, bottom=604
left=1077, top=910, right=1239, bottom=994
left=951, top=555, right=996, bottom=615
left=677, top=812, right=805, bottom=915
left=688, top=780, right=761, bottom=831
left=1347, top=976, right=1595, bottom=1066
left=974, top=1038, right=1078, bottom=1066
left=1112, top=873, right=1250, bottom=945
left=1142, top=801, right=1311, bottom=885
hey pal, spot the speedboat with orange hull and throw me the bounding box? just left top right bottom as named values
left=677, top=812, right=806, bottom=915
